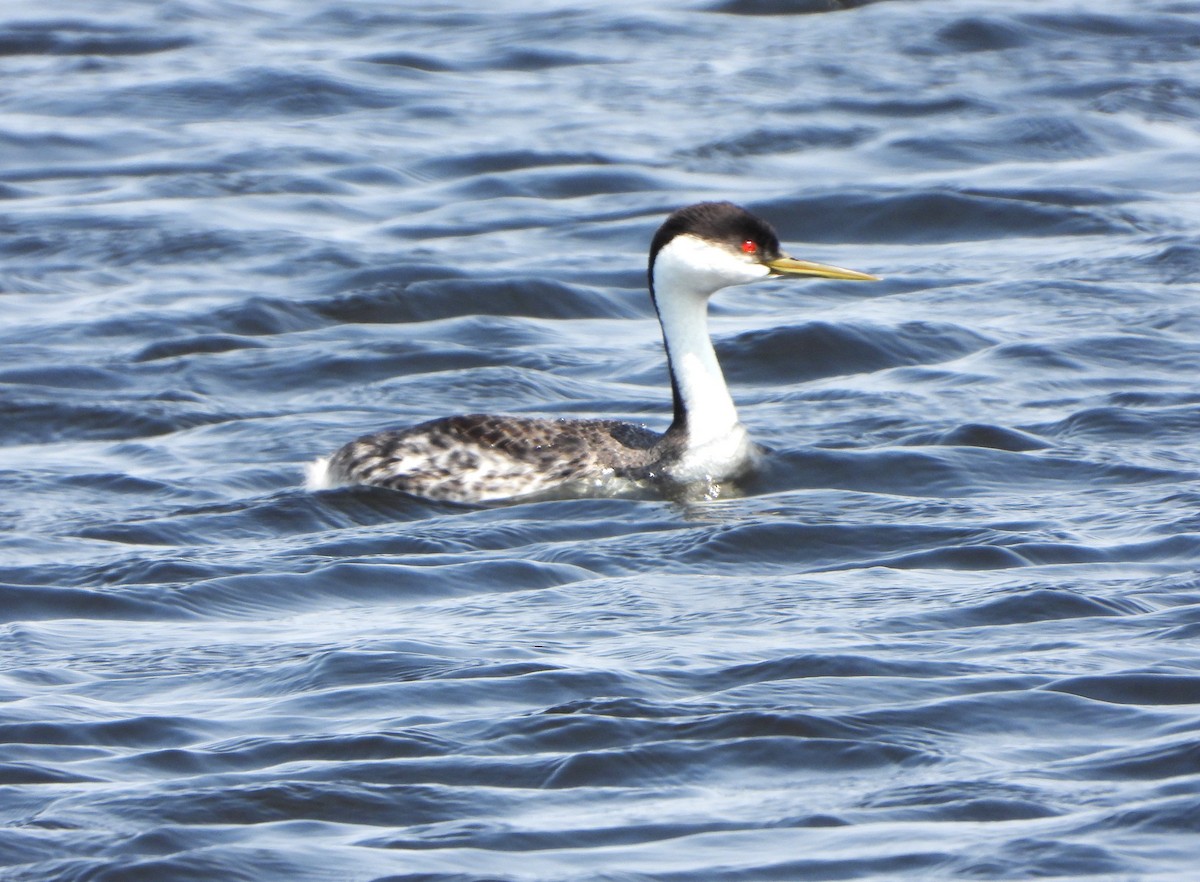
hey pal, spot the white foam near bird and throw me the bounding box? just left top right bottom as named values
left=307, top=201, right=878, bottom=503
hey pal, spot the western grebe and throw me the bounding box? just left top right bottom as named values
left=308, top=201, right=878, bottom=503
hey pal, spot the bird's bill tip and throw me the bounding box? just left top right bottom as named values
left=767, top=256, right=880, bottom=281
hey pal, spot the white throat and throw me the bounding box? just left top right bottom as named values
left=651, top=235, right=769, bottom=471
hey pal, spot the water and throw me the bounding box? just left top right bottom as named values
left=3, top=0, right=1200, bottom=878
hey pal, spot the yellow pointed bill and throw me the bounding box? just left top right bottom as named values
left=767, top=256, right=879, bottom=281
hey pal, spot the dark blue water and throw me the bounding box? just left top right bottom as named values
left=4, top=0, right=1200, bottom=879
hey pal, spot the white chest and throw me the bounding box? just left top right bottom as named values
left=667, top=422, right=760, bottom=484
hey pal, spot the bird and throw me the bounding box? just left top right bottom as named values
left=307, top=201, right=878, bottom=503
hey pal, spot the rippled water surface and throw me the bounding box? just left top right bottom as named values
left=4, top=0, right=1200, bottom=879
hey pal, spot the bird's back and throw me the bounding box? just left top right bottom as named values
left=317, top=414, right=677, bottom=502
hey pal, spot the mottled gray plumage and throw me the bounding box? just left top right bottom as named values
left=324, top=414, right=688, bottom=503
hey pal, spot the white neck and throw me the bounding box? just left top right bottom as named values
left=651, top=235, right=769, bottom=449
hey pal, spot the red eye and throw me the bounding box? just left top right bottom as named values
left=741, top=240, right=757, bottom=254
